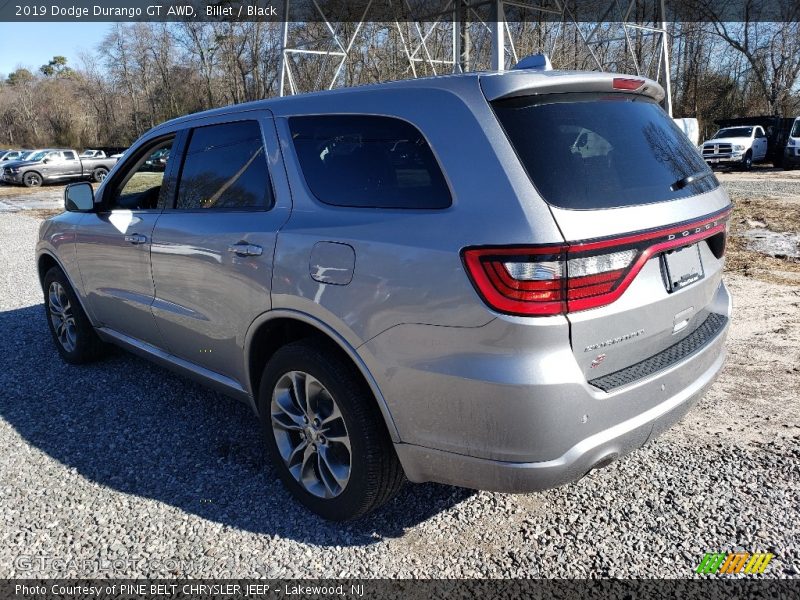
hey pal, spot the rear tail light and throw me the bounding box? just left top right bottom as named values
left=462, top=208, right=731, bottom=316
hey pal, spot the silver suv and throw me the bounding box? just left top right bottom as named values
left=36, top=68, right=732, bottom=520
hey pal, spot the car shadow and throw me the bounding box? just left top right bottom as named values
left=0, top=304, right=475, bottom=547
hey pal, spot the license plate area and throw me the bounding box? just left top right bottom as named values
left=661, top=243, right=704, bottom=292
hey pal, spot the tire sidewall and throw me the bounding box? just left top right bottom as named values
left=24, top=172, right=42, bottom=187
left=93, top=168, right=108, bottom=183
left=43, top=267, right=98, bottom=364
left=257, top=344, right=377, bottom=521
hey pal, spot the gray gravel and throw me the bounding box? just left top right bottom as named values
left=716, top=168, right=800, bottom=201
left=0, top=204, right=798, bottom=579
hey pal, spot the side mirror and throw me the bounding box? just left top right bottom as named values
left=65, top=182, right=95, bottom=213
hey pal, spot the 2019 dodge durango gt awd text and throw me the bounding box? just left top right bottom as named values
left=36, top=68, right=732, bottom=520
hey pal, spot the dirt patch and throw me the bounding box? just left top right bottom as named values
left=726, top=196, right=800, bottom=286
left=0, top=182, right=98, bottom=198
left=23, top=208, right=62, bottom=219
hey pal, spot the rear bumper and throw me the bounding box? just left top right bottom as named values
left=394, top=327, right=725, bottom=492
left=368, top=279, right=731, bottom=493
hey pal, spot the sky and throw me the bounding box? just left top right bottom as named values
left=0, top=22, right=112, bottom=76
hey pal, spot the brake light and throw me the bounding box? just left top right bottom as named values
left=462, top=208, right=731, bottom=316
left=612, top=77, right=645, bottom=91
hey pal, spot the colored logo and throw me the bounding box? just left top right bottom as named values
left=696, top=552, right=774, bottom=574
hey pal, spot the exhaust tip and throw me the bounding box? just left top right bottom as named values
left=587, top=453, right=618, bottom=474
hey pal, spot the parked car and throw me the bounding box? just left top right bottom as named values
left=37, top=65, right=731, bottom=520
left=700, top=125, right=768, bottom=170
left=1, top=148, right=117, bottom=187
left=0, top=149, right=31, bottom=162
left=143, top=147, right=169, bottom=171
left=783, top=117, right=800, bottom=169
left=79, top=149, right=107, bottom=158
left=711, top=115, right=798, bottom=168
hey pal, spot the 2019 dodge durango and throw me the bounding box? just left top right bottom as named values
left=36, top=67, right=731, bottom=520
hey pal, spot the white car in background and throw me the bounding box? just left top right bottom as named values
left=700, top=125, right=768, bottom=170
left=784, top=117, right=800, bottom=169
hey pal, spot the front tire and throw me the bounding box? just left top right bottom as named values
left=741, top=151, right=753, bottom=171
left=23, top=171, right=42, bottom=187
left=258, top=340, right=404, bottom=521
left=43, top=267, right=105, bottom=364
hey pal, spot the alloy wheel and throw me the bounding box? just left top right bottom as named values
left=48, top=281, right=76, bottom=352
left=270, top=370, right=352, bottom=499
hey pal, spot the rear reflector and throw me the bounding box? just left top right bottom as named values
left=462, top=208, right=731, bottom=316
left=612, top=77, right=645, bottom=90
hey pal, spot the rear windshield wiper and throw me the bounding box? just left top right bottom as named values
left=670, top=170, right=716, bottom=192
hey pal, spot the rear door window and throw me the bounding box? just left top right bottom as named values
left=288, top=115, right=451, bottom=209
left=176, top=120, right=273, bottom=210
left=492, top=93, right=717, bottom=210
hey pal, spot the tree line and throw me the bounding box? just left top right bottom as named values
left=0, top=16, right=798, bottom=149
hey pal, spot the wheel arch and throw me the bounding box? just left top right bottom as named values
left=23, top=169, right=43, bottom=183
left=244, top=310, right=400, bottom=442
left=37, top=251, right=95, bottom=326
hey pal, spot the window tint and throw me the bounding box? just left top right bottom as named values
left=289, top=115, right=451, bottom=209
left=492, top=93, right=717, bottom=210
left=175, top=120, right=272, bottom=210
left=63, top=151, right=76, bottom=160
left=111, top=138, right=174, bottom=211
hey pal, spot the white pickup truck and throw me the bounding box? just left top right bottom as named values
left=700, top=125, right=768, bottom=170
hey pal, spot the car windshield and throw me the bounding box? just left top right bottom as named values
left=492, top=92, right=716, bottom=209
left=713, top=127, right=753, bottom=139
left=792, top=121, right=800, bottom=137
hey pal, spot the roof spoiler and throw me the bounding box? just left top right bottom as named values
left=480, top=70, right=665, bottom=103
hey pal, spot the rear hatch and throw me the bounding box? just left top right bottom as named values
left=480, top=72, right=731, bottom=387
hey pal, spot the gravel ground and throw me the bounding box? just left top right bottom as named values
left=0, top=173, right=798, bottom=579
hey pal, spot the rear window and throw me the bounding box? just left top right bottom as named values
left=492, top=93, right=717, bottom=210
left=289, top=115, right=451, bottom=209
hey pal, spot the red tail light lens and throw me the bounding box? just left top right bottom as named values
left=612, top=77, right=645, bottom=90
left=462, top=208, right=731, bottom=316
left=463, top=246, right=567, bottom=315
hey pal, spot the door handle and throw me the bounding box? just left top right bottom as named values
left=227, top=242, right=263, bottom=257
left=124, top=233, right=147, bottom=245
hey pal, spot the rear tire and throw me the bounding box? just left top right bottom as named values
left=92, top=167, right=108, bottom=183
left=258, top=340, right=404, bottom=521
left=43, top=266, right=106, bottom=364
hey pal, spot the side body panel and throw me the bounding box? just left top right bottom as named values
left=73, top=209, right=165, bottom=344
left=149, top=111, right=291, bottom=388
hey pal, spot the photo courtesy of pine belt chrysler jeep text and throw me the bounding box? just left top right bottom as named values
left=36, top=66, right=732, bottom=520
